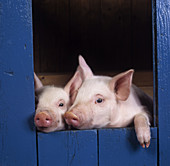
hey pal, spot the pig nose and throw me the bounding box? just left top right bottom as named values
left=34, top=112, right=52, bottom=128
left=64, top=112, right=80, bottom=127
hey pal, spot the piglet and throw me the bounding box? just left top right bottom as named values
left=34, top=72, right=76, bottom=132
left=64, top=56, right=153, bottom=148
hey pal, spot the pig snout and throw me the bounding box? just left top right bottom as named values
left=34, top=112, right=52, bottom=128
left=64, top=112, right=80, bottom=127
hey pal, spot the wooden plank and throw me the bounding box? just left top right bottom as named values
left=140, top=86, right=153, bottom=97
left=53, top=0, right=70, bottom=72
left=37, top=70, right=152, bottom=84
left=69, top=0, right=82, bottom=69
left=156, top=0, right=170, bottom=165
left=80, top=0, right=102, bottom=70
left=33, top=0, right=70, bottom=73
left=37, top=71, right=153, bottom=96
left=33, top=0, right=152, bottom=73
left=33, top=0, right=40, bottom=73
left=37, top=71, right=153, bottom=86
left=101, top=0, right=132, bottom=70
left=131, top=0, right=152, bottom=70
left=0, top=1, right=37, bottom=165
left=99, top=128, right=157, bottom=166
left=38, top=130, right=98, bottom=166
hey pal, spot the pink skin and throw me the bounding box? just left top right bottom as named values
left=64, top=112, right=79, bottom=127
left=64, top=94, right=108, bottom=129
left=34, top=72, right=78, bottom=132
left=34, top=93, right=68, bottom=132
left=34, top=112, right=52, bottom=128
left=64, top=56, right=151, bottom=148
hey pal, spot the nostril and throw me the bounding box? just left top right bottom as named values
left=35, top=116, right=40, bottom=122
left=72, top=117, right=78, bottom=121
left=36, top=117, right=40, bottom=121
left=70, top=117, right=79, bottom=127
left=64, top=112, right=80, bottom=127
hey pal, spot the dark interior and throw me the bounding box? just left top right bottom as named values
left=33, top=0, right=152, bottom=73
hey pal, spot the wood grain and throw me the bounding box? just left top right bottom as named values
left=37, top=71, right=153, bottom=96
left=33, top=0, right=152, bottom=73
left=99, top=128, right=157, bottom=166
left=156, top=0, right=170, bottom=165
left=0, top=1, right=37, bottom=165
left=38, top=130, right=98, bottom=166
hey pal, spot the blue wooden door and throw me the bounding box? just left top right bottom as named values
left=156, top=0, right=170, bottom=165
left=38, top=130, right=98, bottom=166
left=37, top=128, right=157, bottom=166
left=0, top=0, right=170, bottom=166
left=0, top=1, right=37, bottom=165
left=99, top=128, right=157, bottom=166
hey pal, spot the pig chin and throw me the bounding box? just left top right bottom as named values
left=37, top=122, right=65, bottom=133
left=75, top=116, right=94, bottom=129
left=66, top=118, right=91, bottom=129
left=76, top=121, right=93, bottom=130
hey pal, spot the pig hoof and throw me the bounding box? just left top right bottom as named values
left=140, top=141, right=150, bottom=148
left=145, top=141, right=150, bottom=148
left=140, top=143, right=145, bottom=148
left=136, top=127, right=151, bottom=148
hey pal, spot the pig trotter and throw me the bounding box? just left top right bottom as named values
left=134, top=114, right=151, bottom=148
left=140, top=141, right=150, bottom=148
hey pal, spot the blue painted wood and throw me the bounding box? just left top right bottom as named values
left=38, top=130, right=98, bottom=166
left=152, top=0, right=157, bottom=127
left=99, top=128, right=157, bottom=166
left=156, top=0, right=170, bottom=165
left=0, top=1, right=37, bottom=166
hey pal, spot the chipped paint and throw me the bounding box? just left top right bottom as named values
left=3, top=71, right=14, bottom=76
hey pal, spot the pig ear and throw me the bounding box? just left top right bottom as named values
left=64, top=71, right=83, bottom=104
left=34, top=72, right=43, bottom=91
left=109, top=69, right=134, bottom=101
left=78, top=55, right=93, bottom=80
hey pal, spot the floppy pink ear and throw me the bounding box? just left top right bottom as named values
left=64, top=71, right=83, bottom=104
left=78, top=55, right=93, bottom=80
left=34, top=72, right=43, bottom=90
left=109, top=69, right=134, bottom=101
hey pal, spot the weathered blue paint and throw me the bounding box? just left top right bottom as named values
left=1, top=0, right=169, bottom=165
left=0, top=1, right=36, bottom=166
left=152, top=0, right=157, bottom=127
left=38, top=128, right=157, bottom=166
left=38, top=130, right=98, bottom=166
left=156, top=0, right=170, bottom=165
left=99, top=128, right=157, bottom=166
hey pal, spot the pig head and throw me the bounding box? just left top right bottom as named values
left=64, top=56, right=152, bottom=148
left=34, top=72, right=76, bottom=132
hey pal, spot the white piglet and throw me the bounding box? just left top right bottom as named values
left=64, top=56, right=153, bottom=148
left=34, top=72, right=76, bottom=132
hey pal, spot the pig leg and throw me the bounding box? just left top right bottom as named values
left=134, top=113, right=151, bottom=148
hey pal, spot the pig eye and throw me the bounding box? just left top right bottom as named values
left=96, top=98, right=103, bottom=104
left=59, top=103, right=64, bottom=107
